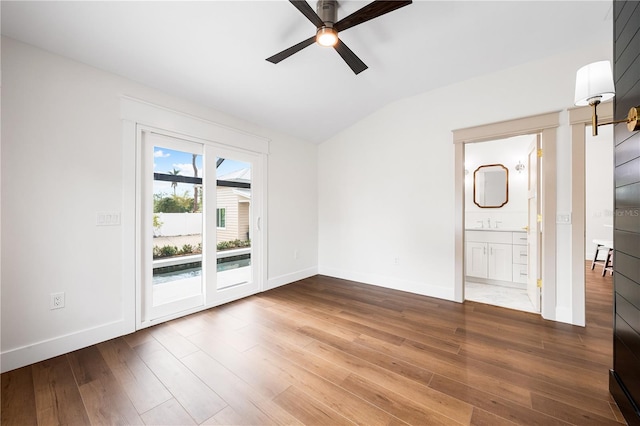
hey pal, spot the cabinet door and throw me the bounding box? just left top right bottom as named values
left=488, top=243, right=513, bottom=281
left=466, top=242, right=488, bottom=278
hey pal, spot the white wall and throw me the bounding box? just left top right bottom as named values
left=1, top=37, right=318, bottom=371
left=585, top=125, right=614, bottom=259
left=318, top=41, right=612, bottom=316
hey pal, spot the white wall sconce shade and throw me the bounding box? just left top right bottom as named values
left=574, top=60, right=639, bottom=136
left=574, top=60, right=615, bottom=106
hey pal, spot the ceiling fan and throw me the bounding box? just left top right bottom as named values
left=266, top=0, right=412, bottom=75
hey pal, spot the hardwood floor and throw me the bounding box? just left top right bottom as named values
left=2, top=263, right=626, bottom=425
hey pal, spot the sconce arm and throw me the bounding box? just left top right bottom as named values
left=590, top=103, right=640, bottom=136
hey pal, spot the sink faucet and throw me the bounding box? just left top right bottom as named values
left=486, top=218, right=491, bottom=228
left=494, top=221, right=502, bottom=229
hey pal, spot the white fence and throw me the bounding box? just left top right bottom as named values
left=154, top=213, right=202, bottom=236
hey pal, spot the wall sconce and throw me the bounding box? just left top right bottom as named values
left=514, top=161, right=525, bottom=173
left=574, top=60, right=640, bottom=137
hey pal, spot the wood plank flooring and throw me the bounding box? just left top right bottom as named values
left=1, top=263, right=626, bottom=425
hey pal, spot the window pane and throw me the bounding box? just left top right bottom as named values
left=152, top=146, right=203, bottom=306
left=216, top=157, right=252, bottom=289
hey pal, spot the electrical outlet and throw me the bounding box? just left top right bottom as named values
left=50, top=292, right=65, bottom=310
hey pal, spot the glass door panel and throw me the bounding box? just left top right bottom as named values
left=143, top=132, right=204, bottom=322
left=215, top=156, right=252, bottom=290
left=203, top=144, right=262, bottom=305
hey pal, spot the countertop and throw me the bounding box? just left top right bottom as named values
left=465, top=228, right=527, bottom=233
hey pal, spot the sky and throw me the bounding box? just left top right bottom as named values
left=153, top=147, right=249, bottom=197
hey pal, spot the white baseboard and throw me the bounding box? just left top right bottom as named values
left=1, top=319, right=132, bottom=373
left=266, top=266, right=318, bottom=291
left=318, top=266, right=455, bottom=301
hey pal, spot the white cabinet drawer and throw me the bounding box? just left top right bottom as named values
left=512, top=245, right=528, bottom=265
left=513, top=264, right=528, bottom=284
left=512, top=232, right=527, bottom=245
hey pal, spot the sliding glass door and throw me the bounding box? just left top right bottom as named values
left=140, top=130, right=263, bottom=325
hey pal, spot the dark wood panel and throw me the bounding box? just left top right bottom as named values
left=616, top=314, right=640, bottom=366
left=616, top=83, right=640, bottom=120
left=614, top=122, right=637, bottom=146
left=610, top=370, right=640, bottom=424
left=615, top=251, right=640, bottom=283
left=616, top=293, right=640, bottom=335
left=613, top=335, right=640, bottom=411
left=616, top=272, right=640, bottom=311
left=614, top=0, right=638, bottom=38
left=615, top=27, right=640, bottom=73
left=612, top=3, right=640, bottom=421
left=614, top=1, right=640, bottom=67
left=614, top=156, right=640, bottom=188
left=615, top=207, right=640, bottom=231
left=615, top=230, right=640, bottom=258
left=616, top=134, right=640, bottom=165
left=615, top=183, right=640, bottom=208
left=616, top=51, right=640, bottom=101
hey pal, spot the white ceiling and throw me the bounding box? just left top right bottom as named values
left=1, top=1, right=612, bottom=143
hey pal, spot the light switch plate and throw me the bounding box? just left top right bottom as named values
left=97, top=212, right=121, bottom=226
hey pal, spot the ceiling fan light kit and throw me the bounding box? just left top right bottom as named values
left=317, top=27, right=338, bottom=47
left=266, top=0, right=412, bottom=75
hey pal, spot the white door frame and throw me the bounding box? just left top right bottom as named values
left=453, top=111, right=559, bottom=320
left=568, top=103, right=613, bottom=326
left=121, top=96, right=269, bottom=329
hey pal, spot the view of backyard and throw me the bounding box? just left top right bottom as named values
left=151, top=146, right=252, bottom=304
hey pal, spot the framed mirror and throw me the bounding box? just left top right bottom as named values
left=473, top=164, right=508, bottom=208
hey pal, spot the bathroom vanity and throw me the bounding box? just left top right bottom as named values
left=465, top=229, right=528, bottom=286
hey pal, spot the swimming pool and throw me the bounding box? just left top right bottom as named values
left=153, top=255, right=251, bottom=285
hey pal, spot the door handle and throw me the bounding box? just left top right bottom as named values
left=256, top=216, right=262, bottom=231
left=523, top=226, right=529, bottom=231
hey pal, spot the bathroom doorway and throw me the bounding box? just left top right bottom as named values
left=463, top=135, right=540, bottom=312
left=453, top=111, right=559, bottom=321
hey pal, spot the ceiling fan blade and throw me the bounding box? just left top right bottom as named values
left=266, top=36, right=316, bottom=64
left=334, top=0, right=412, bottom=32
left=289, top=0, right=325, bottom=28
left=334, top=39, right=368, bottom=75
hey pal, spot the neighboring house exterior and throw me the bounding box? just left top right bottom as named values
left=216, top=168, right=251, bottom=243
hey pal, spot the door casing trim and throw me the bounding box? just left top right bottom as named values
left=452, top=111, right=560, bottom=320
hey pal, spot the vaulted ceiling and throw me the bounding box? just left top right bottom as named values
left=1, top=1, right=612, bottom=143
